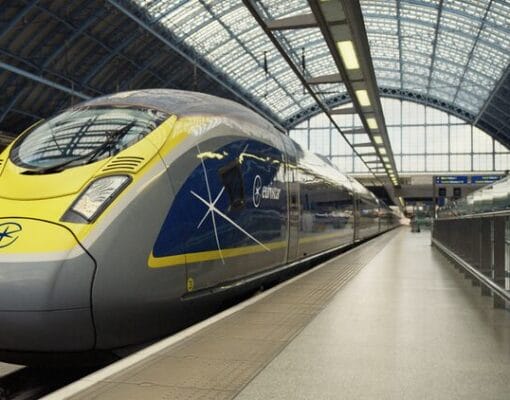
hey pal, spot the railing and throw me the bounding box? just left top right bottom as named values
left=432, top=214, right=510, bottom=309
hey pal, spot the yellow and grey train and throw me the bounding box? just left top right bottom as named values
left=0, top=89, right=399, bottom=364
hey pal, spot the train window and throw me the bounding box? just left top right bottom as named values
left=10, top=106, right=168, bottom=173
left=219, top=160, right=245, bottom=211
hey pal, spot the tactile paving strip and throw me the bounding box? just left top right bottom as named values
left=70, top=229, right=400, bottom=400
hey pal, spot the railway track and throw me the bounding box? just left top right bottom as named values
left=0, top=365, right=96, bottom=400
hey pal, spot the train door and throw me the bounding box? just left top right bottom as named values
left=281, top=136, right=300, bottom=262
left=287, top=173, right=300, bottom=261
left=353, top=191, right=360, bottom=241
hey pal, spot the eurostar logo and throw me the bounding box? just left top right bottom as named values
left=0, top=222, right=22, bottom=249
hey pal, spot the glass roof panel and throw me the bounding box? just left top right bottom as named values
left=131, top=0, right=509, bottom=126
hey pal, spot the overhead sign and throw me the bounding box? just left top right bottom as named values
left=471, top=175, right=503, bottom=184
left=434, top=176, right=468, bottom=184
left=434, top=175, right=503, bottom=185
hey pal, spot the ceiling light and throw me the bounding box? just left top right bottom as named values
left=336, top=40, right=360, bottom=70
left=355, top=90, right=371, bottom=107
left=379, top=148, right=387, bottom=155
left=374, top=135, right=383, bottom=144
left=367, top=118, right=378, bottom=130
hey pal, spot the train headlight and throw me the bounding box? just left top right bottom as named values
left=62, top=175, right=131, bottom=223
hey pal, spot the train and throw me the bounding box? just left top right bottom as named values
left=0, top=89, right=399, bottom=365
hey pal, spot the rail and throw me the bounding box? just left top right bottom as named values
left=432, top=238, right=510, bottom=305
left=432, top=214, right=510, bottom=308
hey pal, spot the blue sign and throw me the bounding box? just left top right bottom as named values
left=471, top=175, right=502, bottom=184
left=435, top=176, right=468, bottom=184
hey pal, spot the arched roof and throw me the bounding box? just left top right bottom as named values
left=0, top=0, right=509, bottom=148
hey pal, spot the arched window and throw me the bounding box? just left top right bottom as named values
left=290, top=98, right=510, bottom=174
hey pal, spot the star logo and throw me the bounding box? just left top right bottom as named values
left=0, top=222, right=22, bottom=249
left=191, top=145, right=269, bottom=264
left=253, top=175, right=262, bottom=208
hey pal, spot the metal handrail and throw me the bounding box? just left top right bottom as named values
left=436, top=209, right=510, bottom=220
left=432, top=238, right=510, bottom=303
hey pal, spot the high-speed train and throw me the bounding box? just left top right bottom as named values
left=0, top=89, right=399, bottom=364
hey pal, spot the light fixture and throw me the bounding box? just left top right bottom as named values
left=379, top=148, right=387, bottom=155
left=373, top=135, right=383, bottom=144
left=336, top=40, right=360, bottom=70
left=355, top=90, right=371, bottom=107
left=367, top=118, right=378, bottom=130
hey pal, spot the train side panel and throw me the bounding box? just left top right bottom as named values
left=151, top=121, right=290, bottom=293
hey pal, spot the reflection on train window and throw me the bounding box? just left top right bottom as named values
left=10, top=106, right=168, bottom=172
left=219, top=161, right=244, bottom=210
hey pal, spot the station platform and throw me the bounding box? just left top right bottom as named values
left=46, top=228, right=510, bottom=400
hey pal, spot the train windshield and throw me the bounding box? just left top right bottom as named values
left=10, top=106, right=169, bottom=173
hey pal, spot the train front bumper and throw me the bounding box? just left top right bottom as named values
left=0, top=218, right=96, bottom=353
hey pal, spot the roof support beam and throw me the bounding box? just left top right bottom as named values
left=329, top=107, right=356, bottom=115
left=0, top=61, right=90, bottom=100
left=267, top=14, right=316, bottom=30
left=106, top=0, right=286, bottom=132
left=425, top=0, right=443, bottom=96
left=0, top=86, right=28, bottom=124
left=308, top=0, right=400, bottom=188
left=242, top=0, right=384, bottom=185
left=0, top=1, right=39, bottom=40
left=341, top=127, right=366, bottom=135
left=306, top=73, right=342, bottom=85
left=452, top=0, right=493, bottom=104
left=41, top=9, right=106, bottom=70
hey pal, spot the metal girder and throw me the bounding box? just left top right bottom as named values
left=0, top=0, right=39, bottom=40
left=364, top=12, right=508, bottom=55
left=81, top=30, right=142, bottom=85
left=267, top=14, right=316, bottom=30
left=0, top=61, right=90, bottom=100
left=242, top=0, right=384, bottom=185
left=307, top=73, right=342, bottom=85
left=284, top=86, right=477, bottom=130
left=107, top=0, right=286, bottom=132
left=308, top=0, right=399, bottom=186
left=353, top=143, right=374, bottom=148
left=0, top=86, right=28, bottom=124
left=425, top=0, right=443, bottom=96
left=329, top=107, right=356, bottom=115
left=452, top=0, right=493, bottom=105
left=41, top=8, right=106, bottom=69
left=198, top=0, right=301, bottom=113
left=396, top=0, right=403, bottom=91
left=343, top=127, right=367, bottom=134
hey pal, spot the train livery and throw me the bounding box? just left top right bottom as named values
left=0, top=89, right=399, bottom=364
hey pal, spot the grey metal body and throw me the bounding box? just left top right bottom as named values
left=0, top=90, right=400, bottom=363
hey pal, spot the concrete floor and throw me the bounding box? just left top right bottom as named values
left=234, top=230, right=510, bottom=400
left=48, top=229, right=510, bottom=399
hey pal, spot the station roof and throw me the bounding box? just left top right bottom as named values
left=0, top=0, right=509, bottom=149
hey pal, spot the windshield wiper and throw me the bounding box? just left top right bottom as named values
left=21, top=121, right=137, bottom=175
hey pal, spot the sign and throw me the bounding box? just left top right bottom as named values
left=471, top=175, right=503, bottom=184
left=434, top=176, right=468, bottom=184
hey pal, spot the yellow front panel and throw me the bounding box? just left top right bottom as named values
left=0, top=218, right=78, bottom=254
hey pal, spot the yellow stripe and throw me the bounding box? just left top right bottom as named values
left=298, top=230, right=350, bottom=244
left=148, top=240, right=287, bottom=268
left=148, top=230, right=353, bottom=268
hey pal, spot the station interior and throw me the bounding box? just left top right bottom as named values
left=0, top=0, right=509, bottom=399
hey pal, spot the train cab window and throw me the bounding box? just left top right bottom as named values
left=219, top=161, right=245, bottom=211
left=10, top=106, right=169, bottom=173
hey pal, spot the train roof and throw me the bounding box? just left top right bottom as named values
left=77, top=89, right=378, bottom=202
left=77, top=89, right=275, bottom=132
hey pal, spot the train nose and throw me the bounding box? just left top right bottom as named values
left=0, top=218, right=96, bottom=352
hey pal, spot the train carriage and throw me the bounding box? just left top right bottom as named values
left=0, top=89, right=399, bottom=364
